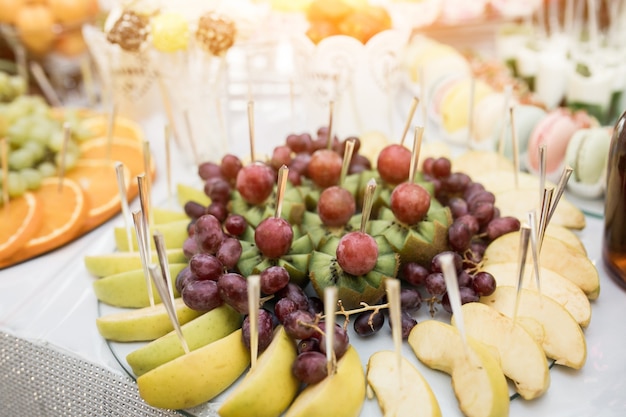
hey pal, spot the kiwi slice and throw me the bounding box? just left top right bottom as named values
left=308, top=235, right=399, bottom=309
left=301, top=211, right=363, bottom=249
left=229, top=183, right=306, bottom=228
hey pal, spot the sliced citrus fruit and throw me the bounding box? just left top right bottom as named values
left=0, top=177, right=88, bottom=268
left=0, top=192, right=43, bottom=261
left=81, top=115, right=145, bottom=142
left=79, top=137, right=156, bottom=199
left=65, top=159, right=131, bottom=232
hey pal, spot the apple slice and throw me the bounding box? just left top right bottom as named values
left=493, top=188, right=585, bottom=230
left=285, top=346, right=366, bottom=417
left=84, top=249, right=186, bottom=277
left=482, top=232, right=599, bottom=299
left=93, top=263, right=187, bottom=308
left=452, top=150, right=514, bottom=179
left=95, top=298, right=203, bottom=342
left=137, top=329, right=250, bottom=410
left=451, top=303, right=550, bottom=400
left=544, top=223, right=586, bottom=255
left=482, top=262, right=591, bottom=327
left=472, top=170, right=556, bottom=194
left=177, top=182, right=211, bottom=207
left=152, top=207, right=189, bottom=224
left=408, top=320, right=510, bottom=417
left=127, top=304, right=242, bottom=376
left=481, top=286, right=587, bottom=369
left=219, top=326, right=300, bottom=417
left=366, top=350, right=442, bottom=417
left=114, top=219, right=190, bottom=251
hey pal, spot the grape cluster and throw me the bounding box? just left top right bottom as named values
left=0, top=92, right=92, bottom=201
left=0, top=71, right=27, bottom=103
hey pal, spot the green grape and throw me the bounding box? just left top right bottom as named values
left=8, top=75, right=26, bottom=98
left=7, top=171, right=26, bottom=197
left=23, top=141, right=46, bottom=162
left=5, top=97, right=32, bottom=123
left=20, top=168, right=42, bottom=190
left=28, top=116, right=57, bottom=146
left=38, top=161, right=57, bottom=178
left=8, top=147, right=35, bottom=170
left=47, top=129, right=64, bottom=152
left=55, top=147, right=79, bottom=171
left=7, top=117, right=31, bottom=147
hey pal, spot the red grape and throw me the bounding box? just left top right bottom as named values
left=400, top=262, right=429, bottom=286
left=270, top=145, right=293, bottom=171
left=236, top=163, right=275, bottom=205
left=198, top=161, right=222, bottom=180
left=425, top=272, right=446, bottom=295
left=242, top=309, right=274, bottom=353
left=220, top=154, right=243, bottom=183
left=194, top=214, right=224, bottom=254
left=432, top=157, right=452, bottom=178
left=390, top=182, right=431, bottom=225
left=298, top=338, right=321, bottom=354
left=400, top=288, right=422, bottom=311
left=472, top=271, right=496, bottom=296
left=292, top=351, right=328, bottom=384
left=254, top=217, right=293, bottom=259
left=377, top=144, right=411, bottom=185
left=486, top=216, right=521, bottom=241
left=184, top=201, right=206, bottom=219
left=189, top=253, right=224, bottom=281
left=274, top=297, right=299, bottom=324
left=224, top=214, right=247, bottom=236
left=283, top=310, right=317, bottom=340
left=181, top=279, right=223, bottom=311
left=353, top=311, right=384, bottom=337
left=307, top=149, right=342, bottom=188
left=318, top=322, right=349, bottom=359
left=336, top=232, right=378, bottom=276
left=216, top=237, right=242, bottom=269
left=260, top=265, right=290, bottom=294
left=317, top=186, right=356, bottom=227
left=217, top=272, right=249, bottom=314
left=204, top=177, right=231, bottom=205
left=276, top=283, right=309, bottom=310
left=175, top=266, right=195, bottom=294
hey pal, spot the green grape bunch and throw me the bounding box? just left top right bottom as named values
left=0, top=71, right=27, bottom=104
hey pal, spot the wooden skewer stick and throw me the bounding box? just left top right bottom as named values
left=132, top=209, right=155, bottom=307
left=1, top=138, right=8, bottom=207
left=247, top=101, right=256, bottom=163
left=385, top=279, right=403, bottom=388
left=538, top=145, right=547, bottom=204
left=326, top=101, right=335, bottom=150
left=360, top=179, right=377, bottom=234
left=137, top=174, right=153, bottom=265
left=154, top=231, right=177, bottom=312
left=148, top=263, right=189, bottom=354
left=29, top=61, right=62, bottom=108
left=527, top=211, right=542, bottom=294
left=274, top=165, right=289, bottom=220
left=247, top=275, right=261, bottom=371
left=513, top=226, right=531, bottom=323
left=324, top=286, right=338, bottom=376
left=339, top=139, right=356, bottom=187
left=409, top=126, right=424, bottom=185
left=399, top=97, right=419, bottom=146
left=115, top=162, right=133, bottom=253
left=57, top=123, right=71, bottom=192
left=537, top=186, right=554, bottom=250
left=440, top=253, right=470, bottom=358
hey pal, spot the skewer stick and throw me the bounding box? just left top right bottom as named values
left=339, top=139, right=356, bottom=187
left=324, top=286, right=338, bottom=376
left=547, top=166, right=573, bottom=224
left=247, top=275, right=261, bottom=371
left=29, top=61, right=62, bottom=108
left=183, top=108, right=200, bottom=166
left=509, top=106, right=520, bottom=189
left=527, top=211, right=541, bottom=294
left=247, top=101, right=256, bottom=162
left=538, top=145, right=547, bottom=204
left=326, top=101, right=335, bottom=150
left=154, top=231, right=177, bottom=311
left=385, top=279, right=403, bottom=387
left=409, top=126, right=424, bottom=184
left=115, top=162, right=133, bottom=253
left=513, top=226, right=531, bottom=323
left=360, top=179, right=377, bottom=233
left=1, top=138, right=8, bottom=207
left=399, top=97, right=419, bottom=146
left=537, top=186, right=554, bottom=249
left=440, top=253, right=470, bottom=358
left=137, top=174, right=153, bottom=267
left=274, top=165, right=289, bottom=219
left=148, top=263, right=189, bottom=354
left=57, top=122, right=71, bottom=192
left=132, top=209, right=155, bottom=307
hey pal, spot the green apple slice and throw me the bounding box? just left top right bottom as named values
left=84, top=249, right=186, bottom=277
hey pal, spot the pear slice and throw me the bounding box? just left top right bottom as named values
left=366, top=350, right=442, bottom=417
left=137, top=329, right=250, bottom=410
left=219, top=326, right=300, bottom=417
left=482, top=262, right=591, bottom=327
left=482, top=232, right=599, bottom=299
left=127, top=304, right=242, bottom=376
left=493, top=188, right=585, bottom=230
left=285, top=346, right=366, bottom=417
left=472, top=170, right=556, bottom=194
left=152, top=207, right=189, bottom=224
left=93, top=263, right=187, bottom=308
left=84, top=248, right=186, bottom=277
left=177, top=182, right=211, bottom=207
left=114, top=219, right=190, bottom=251
left=408, top=320, right=510, bottom=417
left=452, top=303, right=550, bottom=400
left=95, top=298, right=203, bottom=342
left=544, top=223, right=586, bottom=255
left=481, top=286, right=587, bottom=369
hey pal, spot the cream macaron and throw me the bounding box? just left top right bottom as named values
left=564, top=127, right=611, bottom=198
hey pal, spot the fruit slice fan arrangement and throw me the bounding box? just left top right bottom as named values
left=0, top=75, right=154, bottom=267
left=90, top=123, right=597, bottom=416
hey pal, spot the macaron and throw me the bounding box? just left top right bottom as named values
left=502, top=104, right=547, bottom=160
left=565, top=127, right=611, bottom=184
left=526, top=108, right=593, bottom=180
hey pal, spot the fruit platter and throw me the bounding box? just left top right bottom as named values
left=86, top=107, right=600, bottom=416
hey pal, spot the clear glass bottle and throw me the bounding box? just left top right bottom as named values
left=603, top=110, right=626, bottom=285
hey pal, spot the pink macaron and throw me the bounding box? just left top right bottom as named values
left=526, top=108, right=593, bottom=180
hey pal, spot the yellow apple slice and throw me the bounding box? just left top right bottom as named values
left=494, top=188, right=586, bottom=230
left=452, top=303, right=550, bottom=400
left=408, top=320, right=510, bottom=417
left=482, top=262, right=591, bottom=327
left=152, top=206, right=189, bottom=224
left=95, top=298, right=203, bottom=342
left=84, top=248, right=186, bottom=277
left=127, top=304, right=242, bottom=376
left=366, top=350, right=442, bottom=417
left=177, top=182, right=211, bottom=207
left=93, top=263, right=187, bottom=308
left=113, top=219, right=190, bottom=251
left=285, top=346, right=366, bottom=417
left=219, top=326, right=300, bottom=417
left=483, top=232, right=599, bottom=299
left=481, top=286, right=587, bottom=369
left=137, top=329, right=250, bottom=410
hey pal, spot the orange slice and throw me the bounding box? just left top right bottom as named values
left=81, top=115, right=145, bottom=142
left=0, top=192, right=43, bottom=261
left=0, top=177, right=88, bottom=268
left=65, top=159, right=131, bottom=232
left=79, top=137, right=156, bottom=199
